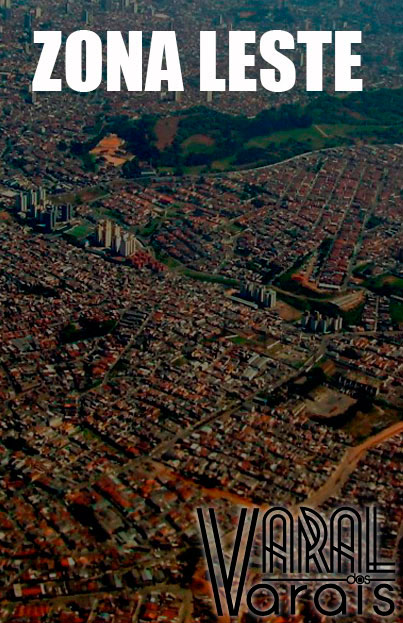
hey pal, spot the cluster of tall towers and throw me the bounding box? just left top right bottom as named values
left=96, top=219, right=138, bottom=257
left=98, top=0, right=139, bottom=12
left=16, top=188, right=74, bottom=232
left=64, top=0, right=139, bottom=18
left=301, top=311, right=343, bottom=334
left=240, top=282, right=277, bottom=309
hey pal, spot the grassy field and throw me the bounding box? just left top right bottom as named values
left=390, top=301, right=403, bottom=324
left=182, top=134, right=215, bottom=156
left=53, top=186, right=108, bottom=206
left=168, top=119, right=399, bottom=174
left=137, top=217, right=162, bottom=237
left=246, top=123, right=383, bottom=150
left=229, top=335, right=249, bottom=345
left=198, top=123, right=382, bottom=172
left=211, top=155, right=236, bottom=171
left=65, top=224, right=93, bottom=241
left=179, top=120, right=399, bottom=173
left=247, top=125, right=325, bottom=149
left=365, top=274, right=403, bottom=296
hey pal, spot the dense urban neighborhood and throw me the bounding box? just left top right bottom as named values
left=0, top=0, right=401, bottom=622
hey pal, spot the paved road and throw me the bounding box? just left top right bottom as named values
left=305, top=420, right=403, bottom=508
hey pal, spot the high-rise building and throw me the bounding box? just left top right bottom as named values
left=302, top=311, right=343, bottom=334
left=240, top=282, right=276, bottom=309
left=96, top=219, right=113, bottom=247
left=97, top=219, right=138, bottom=257
left=334, top=316, right=343, bottom=332
left=60, top=203, right=73, bottom=223
left=104, top=220, right=112, bottom=247
left=16, top=192, right=28, bottom=213
left=267, top=288, right=277, bottom=308
left=38, top=187, right=46, bottom=203
left=112, top=232, right=122, bottom=254
left=119, top=232, right=137, bottom=257
left=15, top=187, right=47, bottom=218
left=111, top=222, right=122, bottom=252
left=318, top=317, right=328, bottom=333
left=43, top=207, right=57, bottom=232
left=29, top=189, right=38, bottom=208
left=97, top=221, right=104, bottom=245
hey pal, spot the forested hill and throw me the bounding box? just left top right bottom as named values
left=72, top=88, right=403, bottom=174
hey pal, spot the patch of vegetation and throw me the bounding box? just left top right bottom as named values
left=107, top=114, right=159, bottom=162
left=390, top=301, right=403, bottom=325
left=182, top=269, right=239, bottom=287
left=81, top=152, right=97, bottom=172
left=64, top=224, right=93, bottom=242
left=289, top=367, right=328, bottom=397
left=306, top=88, right=403, bottom=125
left=68, top=503, right=109, bottom=543
left=137, top=217, right=162, bottom=237
left=60, top=318, right=117, bottom=344
left=229, top=335, right=249, bottom=345
left=340, top=302, right=365, bottom=328
left=19, top=283, right=58, bottom=297
left=277, top=292, right=312, bottom=312
left=353, top=261, right=374, bottom=278
left=365, top=274, right=403, bottom=297
left=366, top=215, right=384, bottom=229
left=340, top=404, right=400, bottom=440
left=122, top=158, right=142, bottom=178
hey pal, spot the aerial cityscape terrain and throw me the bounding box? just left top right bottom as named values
left=0, top=0, right=402, bottom=621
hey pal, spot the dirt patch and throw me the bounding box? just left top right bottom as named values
left=90, top=134, right=131, bottom=166
left=305, top=386, right=356, bottom=419
left=342, top=405, right=400, bottom=439
left=155, top=116, right=180, bottom=150
left=348, top=110, right=366, bottom=121
left=276, top=301, right=302, bottom=322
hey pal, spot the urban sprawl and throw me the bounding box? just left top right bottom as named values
left=0, top=0, right=401, bottom=622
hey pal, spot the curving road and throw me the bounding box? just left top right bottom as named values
left=304, top=420, right=403, bottom=509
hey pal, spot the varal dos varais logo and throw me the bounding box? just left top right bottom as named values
left=197, top=506, right=398, bottom=618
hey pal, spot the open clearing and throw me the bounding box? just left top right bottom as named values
left=154, top=116, right=180, bottom=150
left=90, top=134, right=131, bottom=166
left=304, top=386, right=356, bottom=419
